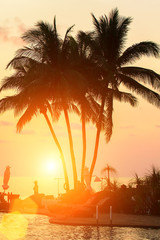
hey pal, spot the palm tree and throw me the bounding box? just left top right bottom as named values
left=130, top=167, right=160, bottom=214
left=129, top=173, right=144, bottom=188
left=101, top=163, right=117, bottom=187
left=0, top=59, right=70, bottom=192
left=4, top=19, right=80, bottom=190
left=66, top=32, right=127, bottom=186
left=66, top=31, right=99, bottom=185
left=144, top=166, right=160, bottom=214
left=89, top=8, right=160, bottom=181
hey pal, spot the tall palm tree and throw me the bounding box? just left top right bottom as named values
left=101, top=163, right=117, bottom=187
left=66, top=32, right=99, bottom=185
left=66, top=30, right=138, bottom=185
left=5, top=19, right=79, bottom=190
left=89, top=8, right=160, bottom=181
left=0, top=59, right=70, bottom=192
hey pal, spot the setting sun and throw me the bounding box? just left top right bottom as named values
left=42, top=155, right=61, bottom=176
left=45, top=160, right=57, bottom=173
left=38, top=154, right=62, bottom=177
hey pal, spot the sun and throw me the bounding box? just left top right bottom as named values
left=46, top=160, right=56, bottom=172
left=39, top=154, right=61, bottom=177
left=43, top=157, right=60, bottom=175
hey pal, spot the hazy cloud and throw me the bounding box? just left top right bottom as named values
left=71, top=123, right=81, bottom=130
left=129, top=134, right=136, bottom=137
left=119, top=125, right=134, bottom=129
left=87, top=125, right=95, bottom=130
left=0, top=17, right=28, bottom=46
left=0, top=121, right=13, bottom=126
left=156, top=125, right=160, bottom=128
left=21, top=130, right=36, bottom=135
left=0, top=139, right=9, bottom=143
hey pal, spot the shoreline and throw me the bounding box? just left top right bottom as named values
left=1, top=208, right=160, bottom=229
left=49, top=212, right=160, bottom=229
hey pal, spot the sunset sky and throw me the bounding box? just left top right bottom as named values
left=0, top=0, right=160, bottom=196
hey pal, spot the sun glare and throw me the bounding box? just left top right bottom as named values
left=38, top=154, right=62, bottom=177
left=46, top=160, right=56, bottom=172
left=43, top=157, right=60, bottom=176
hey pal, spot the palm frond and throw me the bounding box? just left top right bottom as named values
left=101, top=163, right=117, bottom=174
left=119, top=74, right=160, bottom=107
left=118, top=41, right=160, bottom=65
left=0, top=94, right=28, bottom=116
left=16, top=104, right=38, bottom=132
left=51, top=101, right=62, bottom=122
left=117, top=16, right=132, bottom=54
left=91, top=13, right=101, bottom=34
left=1, top=74, right=24, bottom=92
left=111, top=89, right=138, bottom=107
left=120, top=66, right=160, bottom=90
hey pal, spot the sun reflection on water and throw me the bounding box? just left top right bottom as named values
left=0, top=211, right=28, bottom=240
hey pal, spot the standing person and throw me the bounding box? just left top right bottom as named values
left=33, top=181, right=38, bottom=195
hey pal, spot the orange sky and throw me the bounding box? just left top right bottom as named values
left=0, top=0, right=160, bottom=194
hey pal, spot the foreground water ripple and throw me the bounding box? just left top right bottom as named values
left=0, top=213, right=160, bottom=240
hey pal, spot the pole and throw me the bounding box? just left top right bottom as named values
left=54, top=177, right=63, bottom=198
left=96, top=205, right=99, bottom=225
left=110, top=205, right=112, bottom=226
left=57, top=178, right=59, bottom=196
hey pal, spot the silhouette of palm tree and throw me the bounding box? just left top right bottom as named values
left=89, top=8, right=160, bottom=180
left=0, top=59, right=70, bottom=192
left=101, top=163, right=117, bottom=187
left=66, top=31, right=100, bottom=185
left=3, top=19, right=79, bottom=190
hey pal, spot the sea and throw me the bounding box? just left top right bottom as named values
left=0, top=212, right=159, bottom=240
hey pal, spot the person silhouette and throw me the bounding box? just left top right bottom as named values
left=33, top=181, right=38, bottom=195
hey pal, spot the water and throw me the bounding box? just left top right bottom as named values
left=0, top=213, right=160, bottom=240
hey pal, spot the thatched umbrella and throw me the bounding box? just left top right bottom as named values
left=2, top=166, right=10, bottom=192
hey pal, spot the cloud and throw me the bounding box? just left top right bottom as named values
left=156, top=125, right=160, bottom=128
left=119, top=125, right=134, bottom=129
left=14, top=17, right=27, bottom=34
left=129, top=134, right=136, bottom=137
left=0, top=121, right=13, bottom=126
left=21, top=130, right=36, bottom=135
left=0, top=17, right=28, bottom=46
left=71, top=123, right=81, bottom=130
left=87, top=125, right=95, bottom=130
left=0, top=139, right=9, bottom=143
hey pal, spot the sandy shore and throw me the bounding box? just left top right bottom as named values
left=49, top=213, right=160, bottom=228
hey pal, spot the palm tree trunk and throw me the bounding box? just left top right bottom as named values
left=81, top=107, right=86, bottom=185
left=89, top=93, right=106, bottom=182
left=63, top=106, right=78, bottom=190
left=43, top=112, right=70, bottom=192
left=107, top=168, right=110, bottom=187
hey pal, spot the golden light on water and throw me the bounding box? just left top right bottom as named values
left=0, top=212, right=28, bottom=240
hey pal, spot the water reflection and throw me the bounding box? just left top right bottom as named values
left=83, top=226, right=93, bottom=239
left=0, top=213, right=160, bottom=240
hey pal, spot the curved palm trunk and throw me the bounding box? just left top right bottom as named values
left=63, top=106, right=78, bottom=190
left=43, top=112, right=70, bottom=192
left=89, top=93, right=106, bottom=182
left=107, top=168, right=110, bottom=187
left=81, top=107, right=86, bottom=185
